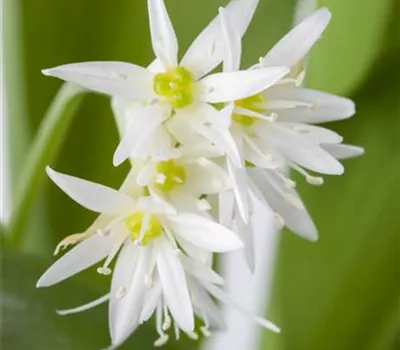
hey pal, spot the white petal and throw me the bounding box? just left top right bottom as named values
left=175, top=236, right=211, bottom=264
left=219, top=190, right=235, bottom=227
left=156, top=238, right=194, bottom=332
left=168, top=213, right=243, bottom=252
left=113, top=105, right=168, bottom=166
left=227, top=158, right=250, bottom=224
left=261, top=8, right=331, bottom=67
left=265, top=124, right=344, bottom=175
left=234, top=212, right=255, bottom=272
left=249, top=168, right=317, bottom=241
left=46, top=167, right=135, bottom=214
left=181, top=0, right=259, bottom=78
left=198, top=67, right=289, bottom=103
left=147, top=0, right=178, bottom=68
left=181, top=255, right=225, bottom=286
left=37, top=233, right=121, bottom=287
left=279, top=122, right=343, bottom=144
left=321, top=143, right=365, bottom=160
left=183, top=159, right=232, bottom=195
left=57, top=294, right=110, bottom=315
left=266, top=87, right=355, bottom=123
left=205, top=282, right=280, bottom=333
left=139, top=280, right=162, bottom=322
left=43, top=62, right=154, bottom=101
left=110, top=243, right=152, bottom=347
left=220, top=6, right=241, bottom=72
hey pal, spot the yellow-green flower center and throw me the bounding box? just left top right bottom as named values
left=155, top=160, right=186, bottom=193
left=153, top=67, right=195, bottom=109
left=125, top=212, right=162, bottom=244
left=232, top=93, right=266, bottom=126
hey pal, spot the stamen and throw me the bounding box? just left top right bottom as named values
left=208, top=41, right=217, bottom=57
left=174, top=323, right=181, bottom=340
left=154, top=335, right=169, bottom=347
left=186, top=331, right=199, bottom=340
left=116, top=286, right=126, bottom=300
left=162, top=305, right=171, bottom=331
left=200, top=326, right=212, bottom=337
left=97, top=267, right=112, bottom=275
left=156, top=303, right=165, bottom=337
left=291, top=164, right=324, bottom=186
left=172, top=176, right=184, bottom=184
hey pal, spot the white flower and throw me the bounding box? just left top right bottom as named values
left=132, top=143, right=232, bottom=214
left=214, top=7, right=364, bottom=269
left=42, top=0, right=288, bottom=164
left=37, top=167, right=243, bottom=347
left=54, top=251, right=280, bottom=348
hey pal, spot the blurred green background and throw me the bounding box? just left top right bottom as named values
left=2, top=0, right=399, bottom=349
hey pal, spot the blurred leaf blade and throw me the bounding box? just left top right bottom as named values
left=306, top=0, right=394, bottom=95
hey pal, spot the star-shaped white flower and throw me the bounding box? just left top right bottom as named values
left=214, top=7, right=364, bottom=269
left=37, top=167, right=243, bottom=347
left=42, top=0, right=288, bottom=165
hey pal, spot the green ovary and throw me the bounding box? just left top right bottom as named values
left=155, top=160, right=186, bottom=193
left=232, top=93, right=266, bottom=126
left=125, top=212, right=162, bottom=244
left=153, top=67, right=195, bottom=109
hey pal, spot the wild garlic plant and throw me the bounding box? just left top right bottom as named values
left=37, top=0, right=363, bottom=348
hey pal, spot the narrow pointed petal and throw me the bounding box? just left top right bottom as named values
left=183, top=159, right=232, bottom=195
left=113, top=105, right=167, bottom=166
left=219, top=190, right=235, bottom=227
left=182, top=0, right=260, bottom=78
left=266, top=87, right=355, bottom=123
left=322, top=143, right=365, bottom=160
left=168, top=213, right=244, bottom=252
left=147, top=0, right=178, bottom=68
left=57, top=294, right=110, bottom=315
left=261, top=8, right=331, bottom=67
left=228, top=157, right=250, bottom=224
left=139, top=280, right=162, bottom=322
left=234, top=213, right=255, bottom=272
left=46, top=167, right=135, bottom=214
left=110, top=243, right=152, bottom=347
left=198, top=67, right=289, bottom=103
left=156, top=238, right=194, bottom=332
left=265, top=124, right=344, bottom=175
left=180, top=255, right=225, bottom=286
left=279, top=122, right=343, bottom=144
left=220, top=6, right=241, bottom=72
left=43, top=62, right=154, bottom=101
left=37, top=233, right=121, bottom=288
left=249, top=168, right=318, bottom=241
left=205, top=282, right=281, bottom=333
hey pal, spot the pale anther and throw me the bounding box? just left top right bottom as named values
left=186, top=331, right=199, bottom=340
left=156, top=173, right=167, bottom=184
left=306, top=175, right=324, bottom=186
left=97, top=267, right=112, bottom=275
left=200, top=326, right=212, bottom=337
left=154, top=334, right=169, bottom=347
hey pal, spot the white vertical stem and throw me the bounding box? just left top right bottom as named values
left=203, top=211, right=279, bottom=350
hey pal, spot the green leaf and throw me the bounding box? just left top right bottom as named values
left=1, top=250, right=198, bottom=349
left=306, top=0, right=393, bottom=94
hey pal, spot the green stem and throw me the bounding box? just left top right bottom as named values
left=8, top=83, right=85, bottom=247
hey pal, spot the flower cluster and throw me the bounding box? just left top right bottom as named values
left=37, top=0, right=363, bottom=348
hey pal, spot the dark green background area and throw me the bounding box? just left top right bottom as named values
left=2, top=0, right=399, bottom=349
